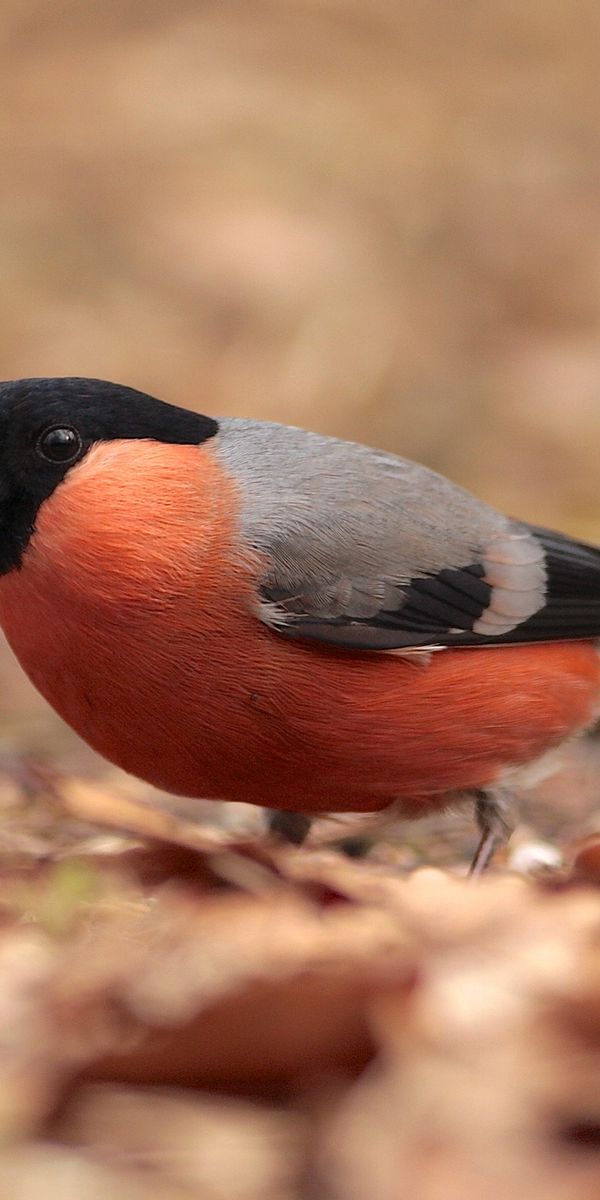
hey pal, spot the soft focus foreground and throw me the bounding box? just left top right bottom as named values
left=2, top=2, right=600, bottom=1195
left=0, top=766, right=598, bottom=1198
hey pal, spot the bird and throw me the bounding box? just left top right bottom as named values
left=0, top=375, right=598, bottom=873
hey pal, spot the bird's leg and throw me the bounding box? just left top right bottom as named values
left=267, top=810, right=312, bottom=845
left=266, top=810, right=371, bottom=855
left=469, top=788, right=515, bottom=876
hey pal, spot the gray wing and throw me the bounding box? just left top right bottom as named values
left=212, top=418, right=599, bottom=651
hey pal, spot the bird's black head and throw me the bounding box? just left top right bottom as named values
left=0, top=377, right=219, bottom=574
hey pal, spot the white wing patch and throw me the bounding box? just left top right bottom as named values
left=473, top=532, right=548, bottom=636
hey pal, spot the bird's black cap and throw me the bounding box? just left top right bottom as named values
left=0, top=376, right=219, bottom=574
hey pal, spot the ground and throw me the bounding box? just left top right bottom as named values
left=0, top=739, right=598, bottom=1199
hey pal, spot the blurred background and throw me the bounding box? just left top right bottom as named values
left=1, top=0, right=600, bottom=764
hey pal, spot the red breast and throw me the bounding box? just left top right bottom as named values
left=0, top=438, right=598, bottom=814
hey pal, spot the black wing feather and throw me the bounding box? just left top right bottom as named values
left=264, top=524, right=600, bottom=650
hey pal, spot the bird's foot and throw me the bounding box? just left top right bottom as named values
left=334, top=835, right=374, bottom=858
left=266, top=810, right=312, bottom=845
left=265, top=811, right=373, bottom=858
left=469, top=788, right=515, bottom=876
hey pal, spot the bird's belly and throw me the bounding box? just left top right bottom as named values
left=0, top=557, right=598, bottom=814
left=220, top=637, right=600, bottom=811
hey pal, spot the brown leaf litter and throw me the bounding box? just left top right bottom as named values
left=0, top=764, right=596, bottom=1197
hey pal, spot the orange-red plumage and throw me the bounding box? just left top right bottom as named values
left=0, top=439, right=598, bottom=817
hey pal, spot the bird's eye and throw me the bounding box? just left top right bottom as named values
left=37, top=426, right=83, bottom=464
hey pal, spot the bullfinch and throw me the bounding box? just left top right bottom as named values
left=0, top=376, right=598, bottom=872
